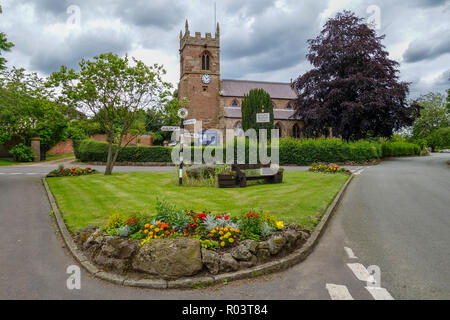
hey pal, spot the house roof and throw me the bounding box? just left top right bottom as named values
left=221, top=79, right=297, bottom=100
left=224, top=107, right=300, bottom=120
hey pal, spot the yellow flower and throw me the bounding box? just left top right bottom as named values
left=144, top=224, right=150, bottom=228
left=224, top=232, right=231, bottom=238
left=209, top=233, right=214, bottom=237
left=230, top=228, right=235, bottom=232
left=144, top=229, right=149, bottom=234
left=220, top=241, right=225, bottom=247
left=155, top=228, right=160, bottom=233
left=276, top=221, right=284, bottom=230
left=211, top=229, right=216, bottom=233
left=229, top=238, right=234, bottom=243
left=224, top=226, right=229, bottom=231
left=219, top=231, right=224, bottom=235
left=150, top=225, right=154, bottom=229
left=236, top=229, right=240, bottom=233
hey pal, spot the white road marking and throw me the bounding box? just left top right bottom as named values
left=326, top=284, right=354, bottom=300
left=365, top=286, right=395, bottom=300
left=347, top=263, right=372, bottom=282
left=344, top=247, right=358, bottom=259
left=353, top=168, right=365, bottom=175
left=10, top=173, right=22, bottom=175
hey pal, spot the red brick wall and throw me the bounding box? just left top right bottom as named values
left=47, top=139, right=74, bottom=154
left=47, top=134, right=153, bottom=155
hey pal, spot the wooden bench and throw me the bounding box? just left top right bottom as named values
left=218, top=162, right=283, bottom=188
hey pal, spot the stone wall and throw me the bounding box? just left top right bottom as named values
left=76, top=225, right=310, bottom=280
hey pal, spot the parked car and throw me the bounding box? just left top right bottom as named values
left=439, top=149, right=450, bottom=153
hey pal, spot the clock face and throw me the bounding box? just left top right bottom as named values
left=202, top=74, right=211, bottom=84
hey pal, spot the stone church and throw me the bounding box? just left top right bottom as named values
left=178, top=21, right=304, bottom=143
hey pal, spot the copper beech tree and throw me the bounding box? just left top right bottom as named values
left=293, top=11, right=419, bottom=140
left=49, top=53, right=172, bottom=175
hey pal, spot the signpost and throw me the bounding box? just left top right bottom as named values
left=160, top=108, right=197, bottom=186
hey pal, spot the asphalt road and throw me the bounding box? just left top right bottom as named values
left=0, top=154, right=448, bottom=299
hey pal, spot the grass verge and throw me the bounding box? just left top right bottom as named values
left=46, top=171, right=349, bottom=232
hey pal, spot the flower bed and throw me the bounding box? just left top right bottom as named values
left=309, top=163, right=351, bottom=174
left=74, top=199, right=311, bottom=279
left=47, top=166, right=98, bottom=177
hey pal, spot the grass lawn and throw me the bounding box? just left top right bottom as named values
left=0, top=158, right=16, bottom=166
left=0, top=153, right=74, bottom=166
left=46, top=171, right=349, bottom=232
left=46, top=152, right=75, bottom=161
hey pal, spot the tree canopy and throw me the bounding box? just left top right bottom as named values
left=0, top=6, right=14, bottom=70
left=0, top=67, right=67, bottom=150
left=49, top=52, right=172, bottom=174
left=293, top=10, right=419, bottom=140
left=411, top=92, right=449, bottom=150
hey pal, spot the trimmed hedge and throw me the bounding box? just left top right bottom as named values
left=279, top=138, right=382, bottom=165
left=76, top=138, right=420, bottom=165
left=381, top=142, right=421, bottom=157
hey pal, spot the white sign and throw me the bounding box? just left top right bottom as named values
left=161, top=126, right=180, bottom=132
left=183, top=132, right=199, bottom=138
left=256, top=113, right=270, bottom=123
left=183, top=119, right=197, bottom=125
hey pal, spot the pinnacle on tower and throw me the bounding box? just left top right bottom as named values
left=185, top=19, right=189, bottom=35
left=216, top=22, right=220, bottom=37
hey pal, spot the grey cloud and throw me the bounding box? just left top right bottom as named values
left=220, top=1, right=326, bottom=77
left=29, top=29, right=133, bottom=74
left=435, top=69, right=450, bottom=86
left=116, top=0, right=187, bottom=29
left=403, top=31, right=450, bottom=63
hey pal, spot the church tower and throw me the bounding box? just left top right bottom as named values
left=178, top=20, right=221, bottom=130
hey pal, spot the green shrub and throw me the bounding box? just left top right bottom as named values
left=76, top=137, right=420, bottom=165
left=381, top=142, right=421, bottom=157
left=103, top=212, right=128, bottom=233
left=427, top=127, right=450, bottom=150
left=9, top=143, right=35, bottom=162
left=279, top=138, right=381, bottom=165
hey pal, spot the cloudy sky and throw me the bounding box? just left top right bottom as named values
left=1, top=0, right=449, bottom=98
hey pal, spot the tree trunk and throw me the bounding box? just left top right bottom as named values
left=104, top=134, right=114, bottom=175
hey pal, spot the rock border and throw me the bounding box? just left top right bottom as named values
left=42, top=173, right=354, bottom=289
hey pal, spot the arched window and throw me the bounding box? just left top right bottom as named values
left=287, top=102, right=292, bottom=109
left=293, top=124, right=301, bottom=139
left=232, top=99, right=239, bottom=107
left=201, top=52, right=210, bottom=70
left=234, top=122, right=244, bottom=137
left=274, top=123, right=282, bottom=138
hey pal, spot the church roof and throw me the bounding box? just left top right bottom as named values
left=224, top=107, right=300, bottom=120
left=221, top=79, right=297, bottom=100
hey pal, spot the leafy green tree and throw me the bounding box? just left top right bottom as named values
left=446, top=88, right=450, bottom=113
left=49, top=52, right=172, bottom=175
left=241, top=88, right=274, bottom=134
left=0, top=67, right=67, bottom=151
left=412, top=92, right=449, bottom=140
left=0, top=6, right=14, bottom=70
left=145, top=92, right=185, bottom=144
left=427, top=127, right=450, bottom=150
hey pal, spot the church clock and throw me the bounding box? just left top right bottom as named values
left=201, top=73, right=211, bottom=84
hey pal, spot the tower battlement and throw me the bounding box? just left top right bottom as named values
left=180, top=20, right=220, bottom=50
